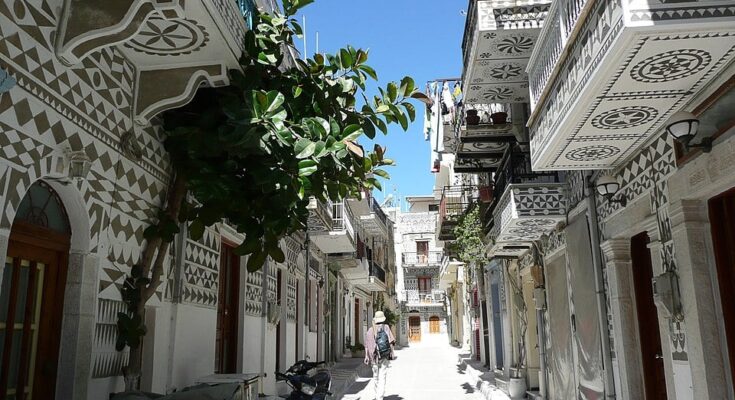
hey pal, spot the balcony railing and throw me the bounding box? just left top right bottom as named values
left=482, top=146, right=563, bottom=234
left=368, top=195, right=388, bottom=227
left=402, top=252, right=443, bottom=267
left=370, top=262, right=386, bottom=283
left=438, top=185, right=478, bottom=240
left=404, top=290, right=445, bottom=305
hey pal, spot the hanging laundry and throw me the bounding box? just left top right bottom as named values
left=452, top=82, right=462, bottom=99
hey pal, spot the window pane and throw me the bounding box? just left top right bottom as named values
left=14, top=264, right=29, bottom=324
left=0, top=259, right=13, bottom=323
left=8, top=330, right=22, bottom=387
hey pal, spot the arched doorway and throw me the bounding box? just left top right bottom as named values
left=429, top=316, right=440, bottom=334
left=408, top=312, right=421, bottom=343
left=2, top=181, right=71, bottom=399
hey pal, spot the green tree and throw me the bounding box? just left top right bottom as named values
left=118, top=0, right=429, bottom=381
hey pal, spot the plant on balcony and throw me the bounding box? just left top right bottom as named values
left=116, top=0, right=429, bottom=384
left=451, top=206, right=488, bottom=270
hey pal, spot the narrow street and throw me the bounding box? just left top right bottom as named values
left=340, top=335, right=508, bottom=400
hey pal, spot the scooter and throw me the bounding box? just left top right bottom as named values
left=275, top=359, right=332, bottom=399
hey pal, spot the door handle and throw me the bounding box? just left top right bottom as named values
left=655, top=354, right=663, bottom=360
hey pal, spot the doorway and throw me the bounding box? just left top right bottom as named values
left=408, top=316, right=421, bottom=342
left=631, top=232, right=667, bottom=400
left=416, top=241, right=428, bottom=264
left=429, top=316, right=440, bottom=334
left=1, top=181, right=71, bottom=400
left=215, top=243, right=240, bottom=373
left=354, top=298, right=360, bottom=345
left=709, top=188, right=735, bottom=391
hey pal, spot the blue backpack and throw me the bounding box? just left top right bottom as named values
left=375, top=325, right=391, bottom=360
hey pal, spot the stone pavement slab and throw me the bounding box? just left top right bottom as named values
left=338, top=334, right=502, bottom=400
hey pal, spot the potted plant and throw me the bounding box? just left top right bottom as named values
left=465, top=109, right=480, bottom=125
left=491, top=111, right=508, bottom=124
left=351, top=342, right=365, bottom=358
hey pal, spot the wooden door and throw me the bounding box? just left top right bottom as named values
left=429, top=316, right=440, bottom=334
left=631, top=232, right=667, bottom=400
left=709, top=188, right=735, bottom=390
left=416, top=241, right=428, bottom=264
left=418, top=277, right=431, bottom=299
left=1, top=181, right=71, bottom=400
left=215, top=244, right=240, bottom=374
left=354, top=299, right=360, bottom=345
left=408, top=316, right=421, bottom=342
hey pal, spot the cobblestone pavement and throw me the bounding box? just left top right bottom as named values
left=339, top=335, right=489, bottom=400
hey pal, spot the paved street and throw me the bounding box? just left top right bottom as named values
left=339, top=335, right=507, bottom=400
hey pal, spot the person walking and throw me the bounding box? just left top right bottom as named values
left=364, top=310, right=395, bottom=400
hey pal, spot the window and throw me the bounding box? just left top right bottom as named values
left=237, top=0, right=257, bottom=29
left=416, top=241, right=429, bottom=263
left=428, top=204, right=439, bottom=212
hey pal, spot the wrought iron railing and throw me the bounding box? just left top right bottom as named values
left=403, top=289, right=445, bottom=304
left=370, top=262, right=386, bottom=283
left=402, top=251, right=443, bottom=266
left=368, top=195, right=388, bottom=227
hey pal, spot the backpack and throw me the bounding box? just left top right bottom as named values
left=375, top=325, right=391, bottom=360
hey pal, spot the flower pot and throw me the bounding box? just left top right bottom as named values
left=465, top=109, right=480, bottom=126
left=479, top=186, right=494, bottom=203
left=491, top=112, right=508, bottom=125
left=508, top=376, right=527, bottom=399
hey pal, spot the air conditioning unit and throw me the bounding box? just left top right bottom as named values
left=267, top=302, right=281, bottom=325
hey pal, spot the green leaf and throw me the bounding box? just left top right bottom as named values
left=189, top=219, right=205, bottom=240
left=342, top=124, right=363, bottom=141
left=269, top=246, right=286, bottom=263
left=356, top=49, right=369, bottom=65
left=373, top=169, right=390, bottom=179
left=387, top=82, right=398, bottom=102
left=247, top=250, right=267, bottom=272
left=403, top=102, right=416, bottom=122
left=360, top=65, right=378, bottom=80
left=400, top=77, right=415, bottom=97
left=376, top=104, right=389, bottom=113
left=295, top=138, right=315, bottom=158
left=340, top=48, right=353, bottom=68
left=409, top=91, right=433, bottom=105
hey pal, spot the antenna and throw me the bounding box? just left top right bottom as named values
left=316, top=31, right=319, bottom=55
left=302, top=16, right=307, bottom=57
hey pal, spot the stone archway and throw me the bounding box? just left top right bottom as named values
left=0, top=174, right=95, bottom=400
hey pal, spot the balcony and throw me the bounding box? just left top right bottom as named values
left=309, top=202, right=357, bottom=254
left=402, top=251, right=443, bottom=267
left=527, top=0, right=735, bottom=170
left=340, top=257, right=387, bottom=292
left=55, top=0, right=259, bottom=124
left=347, top=192, right=390, bottom=237
left=484, top=148, right=566, bottom=257
left=438, top=185, right=478, bottom=241
left=404, top=290, right=445, bottom=306
left=461, top=0, right=551, bottom=105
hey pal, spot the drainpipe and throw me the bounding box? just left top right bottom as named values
left=260, top=258, right=269, bottom=381
left=536, top=307, right=548, bottom=399
left=585, top=173, right=616, bottom=399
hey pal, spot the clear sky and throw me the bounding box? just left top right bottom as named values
left=297, top=0, right=466, bottom=206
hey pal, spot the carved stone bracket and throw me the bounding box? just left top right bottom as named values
left=55, top=0, right=185, bottom=65
left=134, top=63, right=229, bottom=125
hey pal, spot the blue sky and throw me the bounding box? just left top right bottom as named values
left=297, top=0, right=466, bottom=206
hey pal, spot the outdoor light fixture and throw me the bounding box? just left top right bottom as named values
left=596, top=175, right=627, bottom=206
left=68, top=151, right=92, bottom=181
left=665, top=110, right=712, bottom=153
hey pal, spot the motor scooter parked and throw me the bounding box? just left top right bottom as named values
left=275, top=359, right=332, bottom=399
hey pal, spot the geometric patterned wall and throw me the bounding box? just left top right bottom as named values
left=92, top=299, right=129, bottom=378
left=182, top=226, right=221, bottom=308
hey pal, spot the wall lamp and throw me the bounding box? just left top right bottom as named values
left=596, top=175, right=627, bottom=206
left=665, top=111, right=712, bottom=153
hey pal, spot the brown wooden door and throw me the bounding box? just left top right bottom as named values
left=709, top=188, right=735, bottom=390
left=408, top=316, right=421, bottom=342
left=2, top=222, right=69, bottom=400
left=429, top=316, right=440, bottom=334
left=215, top=244, right=240, bottom=374
left=631, top=232, right=667, bottom=400
left=354, top=299, right=360, bottom=345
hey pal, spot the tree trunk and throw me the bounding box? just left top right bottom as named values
left=123, top=173, right=187, bottom=391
